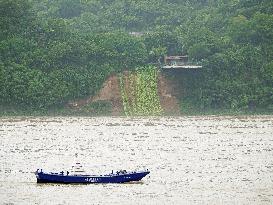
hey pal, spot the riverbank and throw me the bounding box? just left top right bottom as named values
left=1, top=104, right=272, bottom=117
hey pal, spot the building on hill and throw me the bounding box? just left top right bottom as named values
left=162, top=55, right=202, bottom=69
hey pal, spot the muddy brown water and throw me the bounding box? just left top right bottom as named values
left=0, top=116, right=273, bottom=204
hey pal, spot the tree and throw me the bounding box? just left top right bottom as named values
left=0, top=0, right=34, bottom=40
left=58, top=0, right=83, bottom=19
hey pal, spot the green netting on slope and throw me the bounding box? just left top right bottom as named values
left=119, top=66, right=163, bottom=116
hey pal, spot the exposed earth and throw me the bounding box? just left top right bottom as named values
left=68, top=72, right=180, bottom=115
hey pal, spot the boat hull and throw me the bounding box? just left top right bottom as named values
left=36, top=171, right=150, bottom=184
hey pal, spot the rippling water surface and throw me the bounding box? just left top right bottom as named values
left=0, top=116, right=273, bottom=204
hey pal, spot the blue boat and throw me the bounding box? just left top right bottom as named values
left=35, top=168, right=150, bottom=184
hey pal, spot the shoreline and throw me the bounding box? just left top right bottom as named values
left=1, top=111, right=273, bottom=118
left=1, top=104, right=273, bottom=118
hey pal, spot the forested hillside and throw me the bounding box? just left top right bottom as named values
left=0, top=0, right=272, bottom=114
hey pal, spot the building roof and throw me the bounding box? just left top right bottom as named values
left=162, top=65, right=202, bottom=69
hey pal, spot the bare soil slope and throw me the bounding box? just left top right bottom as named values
left=157, top=73, right=180, bottom=115
left=68, top=72, right=180, bottom=115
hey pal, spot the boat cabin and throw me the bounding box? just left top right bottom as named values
left=162, top=55, right=202, bottom=69
left=70, top=162, right=86, bottom=175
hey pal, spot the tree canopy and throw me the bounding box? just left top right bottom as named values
left=0, top=0, right=272, bottom=113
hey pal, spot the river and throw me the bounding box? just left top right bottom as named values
left=0, top=116, right=273, bottom=204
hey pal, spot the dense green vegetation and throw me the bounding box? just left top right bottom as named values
left=120, top=66, right=162, bottom=116
left=0, top=0, right=272, bottom=115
